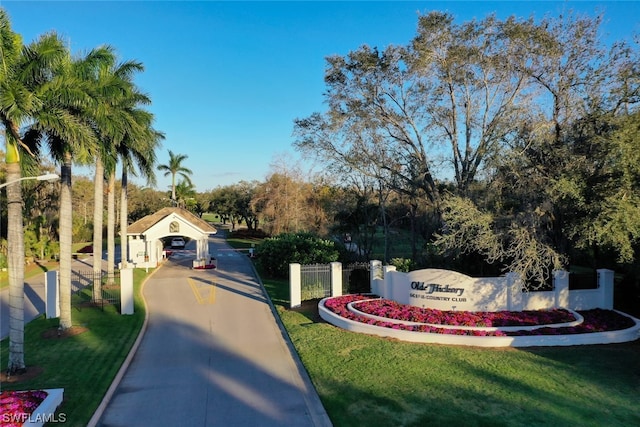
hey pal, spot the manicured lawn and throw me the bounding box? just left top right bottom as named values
left=0, top=268, right=149, bottom=427
left=228, top=232, right=640, bottom=426
left=264, top=278, right=640, bottom=426
left=5, top=232, right=636, bottom=426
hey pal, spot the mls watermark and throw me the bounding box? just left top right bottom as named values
left=2, top=412, right=67, bottom=424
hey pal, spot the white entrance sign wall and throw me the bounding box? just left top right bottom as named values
left=375, top=266, right=614, bottom=312
left=386, top=269, right=512, bottom=311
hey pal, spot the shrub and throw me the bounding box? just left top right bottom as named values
left=390, top=257, right=414, bottom=272
left=256, top=232, right=339, bottom=278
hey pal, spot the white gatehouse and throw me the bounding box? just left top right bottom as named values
left=126, top=207, right=217, bottom=268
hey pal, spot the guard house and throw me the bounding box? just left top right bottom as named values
left=126, top=207, right=217, bottom=268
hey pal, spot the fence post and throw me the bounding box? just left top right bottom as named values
left=290, top=263, right=301, bottom=308
left=120, top=268, right=134, bottom=315
left=553, top=270, right=569, bottom=308
left=330, top=262, right=342, bottom=297
left=597, top=269, right=614, bottom=309
left=45, top=271, right=59, bottom=319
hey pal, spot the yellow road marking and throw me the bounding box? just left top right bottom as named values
left=188, top=278, right=216, bottom=304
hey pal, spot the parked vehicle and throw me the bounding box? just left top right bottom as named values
left=171, top=237, right=186, bottom=248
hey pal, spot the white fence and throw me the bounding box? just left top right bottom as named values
left=290, top=260, right=614, bottom=312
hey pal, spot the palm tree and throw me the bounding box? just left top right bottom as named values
left=157, top=150, right=192, bottom=206
left=31, top=46, right=114, bottom=330
left=117, top=112, right=162, bottom=269
left=96, top=59, right=162, bottom=276
left=92, top=152, right=106, bottom=301
left=0, top=12, right=72, bottom=372
left=88, top=55, right=144, bottom=295
left=174, top=179, right=196, bottom=209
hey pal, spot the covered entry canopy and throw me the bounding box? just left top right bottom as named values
left=126, top=207, right=217, bottom=268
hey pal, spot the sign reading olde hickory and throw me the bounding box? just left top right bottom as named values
left=405, top=269, right=477, bottom=311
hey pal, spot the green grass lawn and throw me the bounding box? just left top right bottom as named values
left=0, top=268, right=149, bottom=427
left=2, top=235, right=638, bottom=426
left=262, top=277, right=640, bottom=427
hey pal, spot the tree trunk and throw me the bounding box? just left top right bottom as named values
left=107, top=172, right=115, bottom=281
left=92, top=158, right=104, bottom=302
left=120, top=169, right=128, bottom=269
left=59, top=154, right=73, bottom=330
left=6, top=160, right=25, bottom=373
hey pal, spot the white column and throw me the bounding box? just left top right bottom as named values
left=553, top=270, right=569, bottom=308
left=370, top=260, right=383, bottom=296
left=506, top=272, right=523, bottom=311
left=45, top=271, right=59, bottom=318
left=289, top=263, right=301, bottom=308
left=120, top=268, right=134, bottom=315
left=382, top=265, right=397, bottom=300
left=597, top=269, right=614, bottom=309
left=330, top=262, right=342, bottom=297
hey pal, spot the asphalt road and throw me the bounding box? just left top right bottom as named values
left=95, top=234, right=331, bottom=426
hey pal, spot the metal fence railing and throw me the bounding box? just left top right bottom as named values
left=72, top=270, right=121, bottom=310
left=300, top=263, right=331, bottom=300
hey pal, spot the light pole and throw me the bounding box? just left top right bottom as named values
left=0, top=172, right=60, bottom=189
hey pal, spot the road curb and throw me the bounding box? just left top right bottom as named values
left=87, top=264, right=162, bottom=427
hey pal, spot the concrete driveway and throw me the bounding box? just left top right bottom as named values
left=94, top=234, right=331, bottom=426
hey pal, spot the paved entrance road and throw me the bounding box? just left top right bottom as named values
left=96, top=234, right=331, bottom=426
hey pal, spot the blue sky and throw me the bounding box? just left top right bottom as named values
left=2, top=1, right=639, bottom=193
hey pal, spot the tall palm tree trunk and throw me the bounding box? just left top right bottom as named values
left=92, top=159, right=104, bottom=302
left=171, top=174, right=177, bottom=206
left=107, top=173, right=115, bottom=280
left=6, top=160, right=26, bottom=373
left=59, top=154, right=73, bottom=330
left=120, top=169, right=129, bottom=269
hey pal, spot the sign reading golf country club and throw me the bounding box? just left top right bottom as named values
left=384, top=268, right=513, bottom=312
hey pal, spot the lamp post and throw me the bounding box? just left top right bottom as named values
left=0, top=172, right=60, bottom=189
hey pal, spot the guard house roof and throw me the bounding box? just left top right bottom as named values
left=127, top=207, right=217, bottom=236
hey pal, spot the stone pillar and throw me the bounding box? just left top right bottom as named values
left=289, top=263, right=301, bottom=308
left=120, top=268, right=134, bottom=315
left=330, top=262, right=342, bottom=297
left=45, top=271, right=59, bottom=319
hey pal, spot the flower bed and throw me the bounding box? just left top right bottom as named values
left=0, top=390, right=47, bottom=426
left=319, top=294, right=640, bottom=347
left=349, top=298, right=584, bottom=332
left=0, top=389, right=64, bottom=427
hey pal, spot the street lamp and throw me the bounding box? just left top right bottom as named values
left=0, top=172, right=60, bottom=189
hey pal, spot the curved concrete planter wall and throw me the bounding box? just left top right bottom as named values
left=320, top=298, right=640, bottom=348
